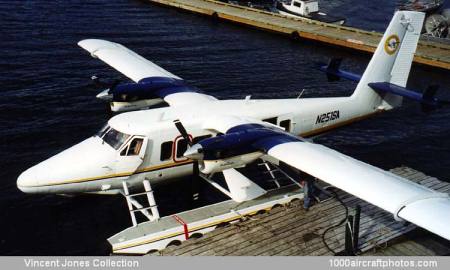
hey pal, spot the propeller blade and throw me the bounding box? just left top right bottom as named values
left=174, top=119, right=193, bottom=146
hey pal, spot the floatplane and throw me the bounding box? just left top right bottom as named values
left=18, top=11, right=450, bottom=241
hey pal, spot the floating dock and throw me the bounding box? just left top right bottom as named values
left=147, top=0, right=450, bottom=70
left=142, top=166, right=450, bottom=256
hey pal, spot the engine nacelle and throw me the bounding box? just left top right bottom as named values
left=110, top=98, right=164, bottom=112
left=95, top=76, right=189, bottom=112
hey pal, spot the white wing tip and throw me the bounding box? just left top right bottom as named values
left=77, top=39, right=119, bottom=54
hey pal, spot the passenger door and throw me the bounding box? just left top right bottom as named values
left=114, top=136, right=148, bottom=174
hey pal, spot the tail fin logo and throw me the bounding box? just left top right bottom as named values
left=384, top=34, right=400, bottom=55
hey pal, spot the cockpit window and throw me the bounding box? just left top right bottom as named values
left=102, top=128, right=130, bottom=150
left=96, top=124, right=111, bottom=138
left=129, top=138, right=143, bottom=155
left=121, top=138, right=144, bottom=156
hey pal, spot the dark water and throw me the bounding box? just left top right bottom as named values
left=0, top=0, right=449, bottom=255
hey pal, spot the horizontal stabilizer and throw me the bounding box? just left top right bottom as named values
left=318, top=58, right=362, bottom=82
left=369, top=82, right=449, bottom=111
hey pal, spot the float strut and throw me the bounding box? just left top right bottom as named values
left=122, top=181, right=137, bottom=227
left=143, top=179, right=160, bottom=220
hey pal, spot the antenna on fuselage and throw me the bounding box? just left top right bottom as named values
left=297, top=89, right=306, bottom=99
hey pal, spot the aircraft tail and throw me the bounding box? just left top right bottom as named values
left=351, top=11, right=425, bottom=110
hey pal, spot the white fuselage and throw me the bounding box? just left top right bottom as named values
left=17, top=95, right=379, bottom=194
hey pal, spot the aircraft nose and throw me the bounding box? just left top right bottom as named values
left=16, top=136, right=117, bottom=194
left=17, top=167, right=39, bottom=192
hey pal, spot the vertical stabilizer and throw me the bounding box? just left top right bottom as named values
left=351, top=11, right=425, bottom=110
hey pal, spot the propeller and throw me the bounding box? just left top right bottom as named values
left=90, top=75, right=120, bottom=101
left=173, top=119, right=193, bottom=146
left=173, top=119, right=202, bottom=205
left=101, top=79, right=120, bottom=99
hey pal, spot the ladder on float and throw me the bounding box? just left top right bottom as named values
left=121, top=178, right=160, bottom=227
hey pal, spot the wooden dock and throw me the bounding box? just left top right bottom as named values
left=151, top=166, right=450, bottom=256
left=365, top=230, right=450, bottom=256
left=147, top=0, right=450, bottom=70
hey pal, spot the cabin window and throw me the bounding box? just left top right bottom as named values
left=103, top=128, right=130, bottom=150
left=280, top=119, right=291, bottom=132
left=263, top=117, right=277, bottom=125
left=293, top=1, right=302, bottom=8
left=176, top=139, right=189, bottom=158
left=160, top=141, right=173, bottom=161
left=193, top=134, right=212, bottom=144
left=121, top=138, right=144, bottom=156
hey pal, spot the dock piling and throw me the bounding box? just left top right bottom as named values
left=353, top=205, right=361, bottom=253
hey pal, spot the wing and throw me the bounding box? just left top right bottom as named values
left=78, top=39, right=180, bottom=82
left=78, top=39, right=217, bottom=106
left=267, top=141, right=450, bottom=240
left=199, top=119, right=450, bottom=240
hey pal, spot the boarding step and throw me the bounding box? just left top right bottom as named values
left=121, top=179, right=160, bottom=226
